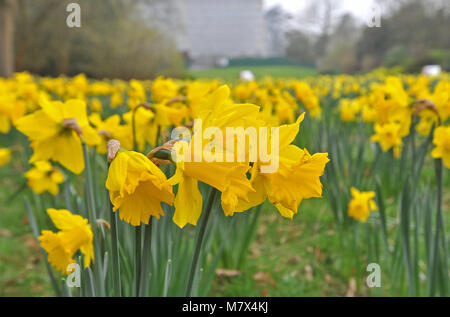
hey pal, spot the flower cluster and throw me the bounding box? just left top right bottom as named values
left=1, top=69, right=448, bottom=280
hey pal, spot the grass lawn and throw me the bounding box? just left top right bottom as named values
left=212, top=199, right=378, bottom=297
left=189, top=65, right=317, bottom=82
left=0, top=144, right=54, bottom=297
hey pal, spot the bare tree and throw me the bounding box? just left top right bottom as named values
left=0, top=0, right=16, bottom=77
left=298, top=0, right=341, bottom=58
left=264, top=5, right=292, bottom=57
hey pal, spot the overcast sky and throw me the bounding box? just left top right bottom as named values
left=264, top=0, right=376, bottom=21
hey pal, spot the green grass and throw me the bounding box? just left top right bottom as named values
left=212, top=199, right=375, bottom=297
left=0, top=144, right=53, bottom=297
left=189, top=65, right=317, bottom=82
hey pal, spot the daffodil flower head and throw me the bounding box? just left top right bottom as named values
left=431, top=125, right=450, bottom=168
left=151, top=77, right=179, bottom=103
left=370, top=122, right=403, bottom=158
left=106, top=150, right=174, bottom=226
left=39, top=208, right=93, bottom=274
left=15, top=96, right=100, bottom=174
left=347, top=187, right=377, bottom=222
left=25, top=161, right=65, bottom=195
left=234, top=113, right=330, bottom=219
left=89, top=113, right=122, bottom=154
left=0, top=148, right=11, bottom=166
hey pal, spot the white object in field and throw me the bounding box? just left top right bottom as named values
left=422, top=65, right=441, bottom=76
left=216, top=57, right=229, bottom=67
left=239, top=70, right=255, bottom=81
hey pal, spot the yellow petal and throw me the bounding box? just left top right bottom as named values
left=39, top=230, right=75, bottom=274
left=173, top=176, right=203, bottom=228
left=275, top=203, right=295, bottom=219
left=53, top=133, right=84, bottom=174
left=40, top=97, right=64, bottom=123
left=15, top=110, right=60, bottom=141
left=62, top=99, right=89, bottom=127
left=106, top=151, right=129, bottom=192
left=278, top=113, right=305, bottom=149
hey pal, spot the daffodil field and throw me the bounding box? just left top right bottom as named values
left=0, top=71, right=448, bottom=297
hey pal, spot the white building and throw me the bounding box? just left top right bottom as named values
left=142, top=0, right=270, bottom=68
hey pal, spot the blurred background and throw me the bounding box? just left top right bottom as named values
left=1, top=0, right=450, bottom=79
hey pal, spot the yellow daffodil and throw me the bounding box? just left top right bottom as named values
left=127, top=80, right=147, bottom=109
left=167, top=85, right=259, bottom=227
left=0, top=93, right=26, bottom=133
left=151, top=77, right=179, bottom=103
left=0, top=148, right=11, bottom=166
left=347, top=187, right=377, bottom=222
left=339, top=99, right=359, bottom=122
left=65, top=74, right=89, bottom=99
left=371, top=123, right=403, bottom=158
left=431, top=126, right=450, bottom=168
left=293, top=81, right=322, bottom=118
left=15, top=97, right=100, bottom=174
left=106, top=150, right=174, bottom=226
left=275, top=94, right=295, bottom=124
left=39, top=208, right=94, bottom=273
left=89, top=98, right=103, bottom=113
left=185, top=81, right=212, bottom=118
left=416, top=109, right=439, bottom=136
left=431, top=80, right=450, bottom=121
left=123, top=107, right=157, bottom=150
left=25, top=161, right=65, bottom=195
left=110, top=90, right=124, bottom=109
left=169, top=141, right=255, bottom=228
left=89, top=113, right=123, bottom=154
left=235, top=114, right=330, bottom=219
left=362, top=104, right=377, bottom=123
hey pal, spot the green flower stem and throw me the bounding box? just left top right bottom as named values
left=82, top=142, right=105, bottom=296
left=131, top=108, right=142, bottom=297
left=134, top=224, right=142, bottom=296
left=186, top=188, right=218, bottom=297
left=139, top=217, right=153, bottom=296
left=107, top=162, right=121, bottom=297
left=429, top=158, right=445, bottom=296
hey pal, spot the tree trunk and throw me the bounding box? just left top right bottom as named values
left=0, top=0, right=15, bottom=78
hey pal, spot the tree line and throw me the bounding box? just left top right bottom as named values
left=285, top=0, right=450, bottom=73
left=0, top=0, right=184, bottom=78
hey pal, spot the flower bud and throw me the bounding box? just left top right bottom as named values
left=413, top=99, right=438, bottom=117
left=147, top=140, right=177, bottom=166
left=107, top=139, right=121, bottom=162
left=62, top=118, right=83, bottom=137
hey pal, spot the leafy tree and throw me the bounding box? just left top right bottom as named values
left=13, top=0, right=184, bottom=79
